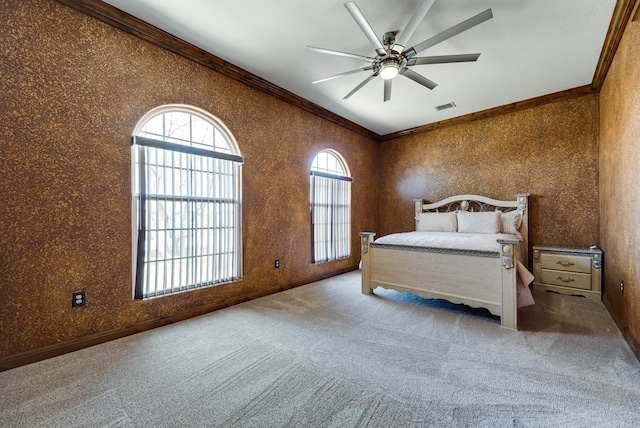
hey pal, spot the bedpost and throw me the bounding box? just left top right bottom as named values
left=414, top=199, right=423, bottom=229
left=515, top=193, right=530, bottom=268
left=359, top=232, right=376, bottom=295
left=498, top=239, right=519, bottom=330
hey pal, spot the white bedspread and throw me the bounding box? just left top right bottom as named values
left=374, top=231, right=519, bottom=253
left=373, top=231, right=535, bottom=307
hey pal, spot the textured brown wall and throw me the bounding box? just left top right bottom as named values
left=599, top=19, right=640, bottom=351
left=379, top=95, right=600, bottom=255
left=0, top=0, right=379, bottom=359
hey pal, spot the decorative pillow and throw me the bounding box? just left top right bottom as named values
left=500, top=209, right=523, bottom=235
left=456, top=210, right=501, bottom=234
left=416, top=212, right=457, bottom=232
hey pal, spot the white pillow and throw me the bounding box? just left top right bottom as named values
left=416, top=212, right=457, bottom=232
left=500, top=210, right=523, bottom=235
left=456, top=210, right=501, bottom=234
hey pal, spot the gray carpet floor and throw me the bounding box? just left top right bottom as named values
left=1, top=271, right=640, bottom=427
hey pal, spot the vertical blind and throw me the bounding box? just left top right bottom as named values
left=310, top=171, right=352, bottom=263
left=133, top=136, right=243, bottom=299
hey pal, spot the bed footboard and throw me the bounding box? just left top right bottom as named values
left=359, top=232, right=520, bottom=330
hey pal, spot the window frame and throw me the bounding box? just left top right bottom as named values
left=310, top=150, right=352, bottom=264
left=131, top=105, right=243, bottom=299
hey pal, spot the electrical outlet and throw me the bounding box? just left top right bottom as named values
left=72, top=291, right=86, bottom=307
left=274, top=259, right=280, bottom=268
left=620, top=281, right=624, bottom=293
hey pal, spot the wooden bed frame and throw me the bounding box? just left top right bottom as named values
left=359, top=194, right=529, bottom=330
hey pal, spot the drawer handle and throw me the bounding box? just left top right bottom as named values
left=556, top=276, right=575, bottom=283
left=556, top=261, right=575, bottom=267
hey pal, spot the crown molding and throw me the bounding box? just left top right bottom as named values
left=54, top=0, right=636, bottom=142
left=592, top=0, right=639, bottom=90
left=53, top=0, right=381, bottom=141
left=380, top=85, right=596, bottom=140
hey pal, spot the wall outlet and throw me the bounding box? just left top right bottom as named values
left=72, top=291, right=86, bottom=307
left=620, top=281, right=624, bottom=293
left=274, top=259, right=280, bottom=268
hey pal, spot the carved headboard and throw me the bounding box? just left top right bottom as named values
left=413, top=194, right=530, bottom=266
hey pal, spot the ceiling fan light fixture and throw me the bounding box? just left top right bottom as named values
left=379, top=59, right=400, bottom=80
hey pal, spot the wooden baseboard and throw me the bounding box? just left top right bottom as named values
left=602, top=295, right=640, bottom=363
left=0, top=267, right=357, bottom=372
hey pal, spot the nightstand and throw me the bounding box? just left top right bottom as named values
left=532, top=246, right=603, bottom=300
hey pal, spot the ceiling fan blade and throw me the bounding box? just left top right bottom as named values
left=407, top=53, right=481, bottom=66
left=305, top=46, right=375, bottom=62
left=399, top=68, right=438, bottom=90
left=404, top=8, right=493, bottom=58
left=343, top=73, right=376, bottom=99
left=344, top=1, right=387, bottom=56
left=312, top=66, right=374, bottom=84
left=392, top=0, right=436, bottom=53
left=383, top=79, right=392, bottom=102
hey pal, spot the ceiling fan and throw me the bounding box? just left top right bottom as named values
left=306, top=0, right=493, bottom=102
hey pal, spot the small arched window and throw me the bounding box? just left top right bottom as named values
left=310, top=150, right=352, bottom=263
left=132, top=105, right=243, bottom=299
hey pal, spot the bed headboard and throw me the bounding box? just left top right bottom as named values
left=413, top=194, right=530, bottom=266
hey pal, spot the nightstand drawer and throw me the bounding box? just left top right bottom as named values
left=540, top=269, right=592, bottom=290
left=540, top=253, right=591, bottom=274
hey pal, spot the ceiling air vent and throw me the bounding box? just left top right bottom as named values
left=435, top=101, right=456, bottom=112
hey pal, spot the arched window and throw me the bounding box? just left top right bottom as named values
left=310, top=150, right=352, bottom=263
left=132, top=105, right=243, bottom=299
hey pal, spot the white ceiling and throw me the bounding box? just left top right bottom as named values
left=100, top=0, right=617, bottom=136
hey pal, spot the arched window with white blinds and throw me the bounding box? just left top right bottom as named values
left=310, top=150, right=352, bottom=263
left=132, top=105, right=243, bottom=299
